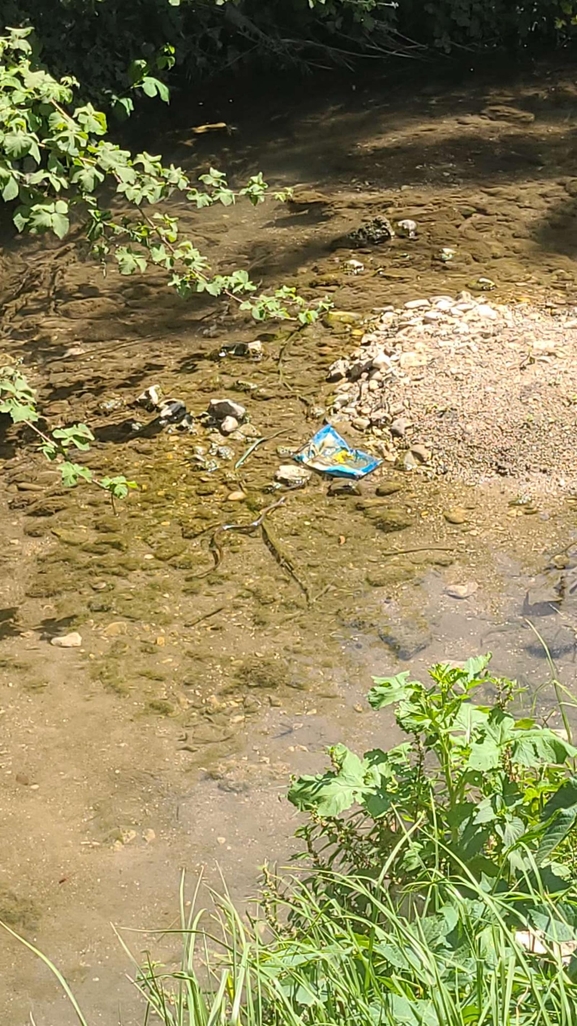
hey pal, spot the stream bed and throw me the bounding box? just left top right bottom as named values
left=1, top=54, right=577, bottom=1025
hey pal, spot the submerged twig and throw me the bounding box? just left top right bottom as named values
left=185, top=605, right=226, bottom=629
left=234, top=428, right=286, bottom=470
left=381, top=546, right=454, bottom=559
left=189, top=497, right=286, bottom=579
left=260, top=518, right=311, bottom=605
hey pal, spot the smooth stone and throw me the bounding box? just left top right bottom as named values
left=477, top=304, right=498, bottom=320
left=404, top=299, right=430, bottom=310
left=391, top=417, right=411, bottom=438
left=220, top=416, right=239, bottom=435
left=399, top=351, right=428, bottom=369
left=51, top=528, right=87, bottom=546
left=50, top=632, right=82, bottom=648
left=410, top=444, right=431, bottom=463
left=325, top=310, right=362, bottom=327
left=444, top=507, right=468, bottom=525
left=351, top=417, right=371, bottom=431
left=328, top=480, right=361, bottom=497
left=375, top=481, right=404, bottom=497
left=101, top=621, right=128, bottom=637
left=275, top=464, right=311, bottom=487
left=378, top=619, right=431, bottom=660
left=399, top=451, right=418, bottom=472
left=446, top=582, right=479, bottom=599
left=226, top=491, right=246, bottom=502
left=371, top=507, right=413, bottom=533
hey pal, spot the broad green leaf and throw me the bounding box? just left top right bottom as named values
left=367, top=671, right=420, bottom=709
left=52, top=212, right=69, bottom=239
left=2, top=176, right=19, bottom=202
left=3, top=130, right=33, bottom=158
left=536, top=808, right=577, bottom=865
left=541, top=777, right=577, bottom=820
left=115, top=247, right=147, bottom=275
left=60, top=462, right=93, bottom=487
left=501, top=814, right=526, bottom=848
left=463, top=653, right=492, bottom=680
left=288, top=743, right=375, bottom=817
left=71, top=166, right=105, bottom=192
left=513, top=729, right=577, bottom=767
left=0, top=398, right=38, bottom=422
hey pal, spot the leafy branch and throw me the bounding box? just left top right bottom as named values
left=0, top=27, right=330, bottom=324
left=0, top=364, right=137, bottom=503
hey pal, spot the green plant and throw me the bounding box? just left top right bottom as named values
left=289, top=656, right=577, bottom=891
left=0, top=363, right=137, bottom=503
left=8, top=866, right=577, bottom=1026
left=0, top=26, right=329, bottom=324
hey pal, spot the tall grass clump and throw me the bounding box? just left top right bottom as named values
left=5, top=654, right=577, bottom=1025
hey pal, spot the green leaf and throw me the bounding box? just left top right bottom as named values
left=542, top=776, right=577, bottom=820
left=513, top=729, right=577, bottom=767
left=367, top=672, right=420, bottom=709
left=99, top=476, right=138, bottom=499
left=536, top=808, right=577, bottom=865
left=4, top=131, right=33, bottom=159
left=52, top=211, right=69, bottom=239
left=501, top=815, right=526, bottom=848
left=71, top=166, right=105, bottom=193
left=0, top=398, right=38, bottom=423
left=115, top=247, right=147, bottom=275
left=60, top=462, right=93, bottom=487
left=288, top=743, right=375, bottom=817
left=462, top=653, right=492, bottom=680
left=141, top=77, right=170, bottom=103
left=2, top=176, right=19, bottom=202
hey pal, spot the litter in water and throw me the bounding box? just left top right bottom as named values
left=294, top=424, right=381, bottom=479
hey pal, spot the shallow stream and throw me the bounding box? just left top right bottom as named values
left=1, top=54, right=577, bottom=1025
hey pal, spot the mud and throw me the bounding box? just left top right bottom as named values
left=1, top=56, right=577, bottom=1025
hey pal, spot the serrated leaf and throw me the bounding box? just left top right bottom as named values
left=288, top=743, right=375, bottom=817
left=4, top=131, right=33, bottom=158
left=367, top=671, right=419, bottom=709
left=0, top=399, right=38, bottom=423
left=513, top=729, right=577, bottom=767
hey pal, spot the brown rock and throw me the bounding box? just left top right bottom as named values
left=443, top=508, right=468, bottom=525
left=375, top=481, right=404, bottom=497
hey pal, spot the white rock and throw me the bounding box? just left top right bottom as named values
left=275, top=464, right=311, bottom=487
left=404, top=299, right=430, bottom=310
left=476, top=304, right=498, bottom=320
left=51, top=632, right=82, bottom=648
left=446, top=582, right=478, bottom=600
left=207, top=398, right=246, bottom=422
left=371, top=351, right=392, bottom=371
left=220, top=416, right=239, bottom=435
left=247, top=340, right=263, bottom=359
left=327, top=359, right=350, bottom=382
left=399, top=351, right=428, bottom=369
left=423, top=311, right=442, bottom=322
